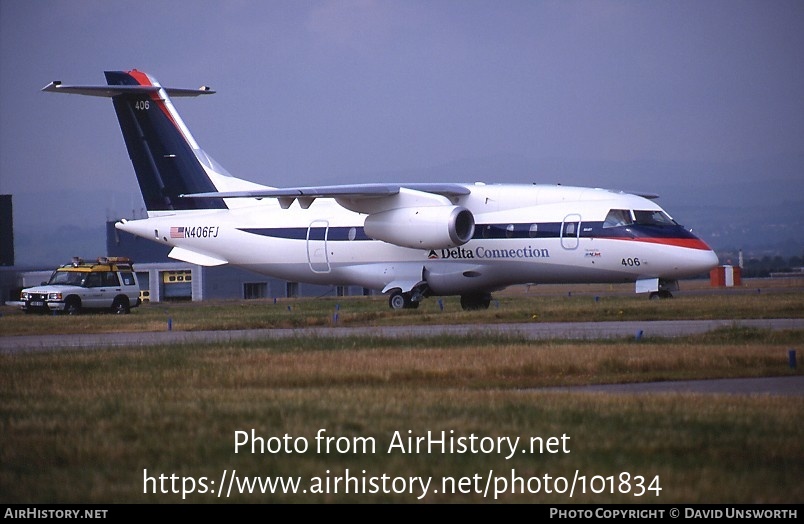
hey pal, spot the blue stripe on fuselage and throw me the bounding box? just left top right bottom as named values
left=238, top=227, right=372, bottom=241
left=238, top=222, right=699, bottom=242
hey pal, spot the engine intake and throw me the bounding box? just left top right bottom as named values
left=364, top=206, right=475, bottom=250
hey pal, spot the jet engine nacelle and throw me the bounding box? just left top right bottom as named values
left=363, top=206, right=475, bottom=250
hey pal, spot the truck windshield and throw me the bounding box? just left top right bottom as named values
left=48, top=271, right=86, bottom=286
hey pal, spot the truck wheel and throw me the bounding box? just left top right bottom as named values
left=64, top=299, right=81, bottom=315
left=111, top=297, right=130, bottom=314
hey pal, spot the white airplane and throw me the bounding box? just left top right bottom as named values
left=42, top=70, right=719, bottom=310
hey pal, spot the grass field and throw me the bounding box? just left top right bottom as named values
left=1, top=281, right=802, bottom=503
left=2, top=278, right=803, bottom=336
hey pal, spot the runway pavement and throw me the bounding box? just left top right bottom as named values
left=3, top=318, right=801, bottom=396
left=538, top=375, right=804, bottom=396
left=2, top=317, right=802, bottom=353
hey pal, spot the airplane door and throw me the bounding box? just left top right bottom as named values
left=306, top=220, right=331, bottom=273
left=561, top=214, right=581, bottom=250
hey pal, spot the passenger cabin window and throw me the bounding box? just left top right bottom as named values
left=633, top=210, right=677, bottom=226
left=603, top=209, right=633, bottom=228
left=103, top=272, right=121, bottom=286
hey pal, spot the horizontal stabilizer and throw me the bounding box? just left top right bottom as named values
left=42, top=81, right=215, bottom=98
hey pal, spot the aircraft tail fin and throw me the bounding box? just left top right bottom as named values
left=43, top=70, right=242, bottom=214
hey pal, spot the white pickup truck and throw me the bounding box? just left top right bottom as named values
left=19, top=257, right=142, bottom=315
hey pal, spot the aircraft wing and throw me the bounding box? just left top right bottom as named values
left=182, top=183, right=471, bottom=212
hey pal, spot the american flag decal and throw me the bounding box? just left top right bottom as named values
left=170, top=227, right=185, bottom=238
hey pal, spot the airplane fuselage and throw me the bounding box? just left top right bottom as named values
left=44, top=70, right=718, bottom=310
left=118, top=183, right=718, bottom=297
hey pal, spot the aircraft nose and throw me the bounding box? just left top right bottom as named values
left=695, top=248, right=720, bottom=274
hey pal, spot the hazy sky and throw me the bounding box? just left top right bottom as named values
left=1, top=1, right=803, bottom=246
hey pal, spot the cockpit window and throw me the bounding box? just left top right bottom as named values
left=633, top=210, right=677, bottom=226
left=603, top=209, right=633, bottom=228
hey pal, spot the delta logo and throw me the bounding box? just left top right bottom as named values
left=428, top=248, right=473, bottom=259
left=428, top=246, right=550, bottom=260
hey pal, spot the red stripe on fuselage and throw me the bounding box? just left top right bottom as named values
left=601, top=237, right=712, bottom=250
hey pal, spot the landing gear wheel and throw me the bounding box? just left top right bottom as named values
left=389, top=291, right=420, bottom=310
left=389, top=291, right=406, bottom=310
left=649, top=290, right=674, bottom=300
left=460, top=293, right=492, bottom=311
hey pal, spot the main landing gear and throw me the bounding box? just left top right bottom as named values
left=388, top=290, right=420, bottom=310
left=459, top=292, right=492, bottom=311
left=387, top=290, right=493, bottom=311
left=647, top=279, right=678, bottom=300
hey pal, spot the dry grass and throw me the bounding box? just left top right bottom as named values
left=2, top=280, right=801, bottom=503
left=1, top=329, right=802, bottom=503
left=2, top=282, right=802, bottom=336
